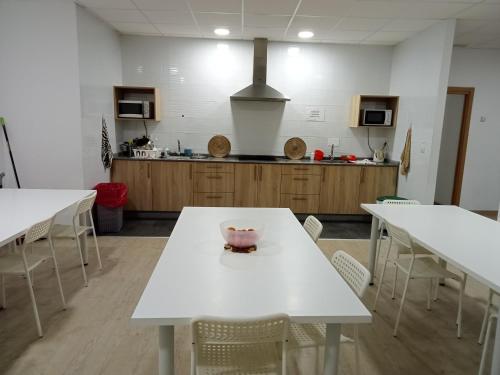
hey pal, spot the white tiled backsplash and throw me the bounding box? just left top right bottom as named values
left=119, top=36, right=395, bottom=157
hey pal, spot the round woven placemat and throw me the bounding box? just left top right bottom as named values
left=208, top=135, right=231, bottom=158
left=284, top=137, right=306, bottom=160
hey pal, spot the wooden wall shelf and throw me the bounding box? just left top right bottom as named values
left=350, top=95, right=399, bottom=128
left=113, top=86, right=161, bottom=122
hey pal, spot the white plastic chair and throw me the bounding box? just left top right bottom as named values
left=0, top=216, right=66, bottom=337
left=374, top=199, right=428, bottom=275
left=373, top=221, right=466, bottom=337
left=51, top=192, right=102, bottom=286
left=289, top=250, right=371, bottom=375
left=191, top=314, right=289, bottom=375
left=303, top=216, right=323, bottom=243
left=478, top=290, right=500, bottom=374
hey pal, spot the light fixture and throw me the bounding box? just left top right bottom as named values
left=287, top=47, right=300, bottom=56
left=298, top=30, right=314, bottom=39
left=214, top=28, right=230, bottom=36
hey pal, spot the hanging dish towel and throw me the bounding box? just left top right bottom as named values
left=400, top=127, right=411, bottom=176
left=101, top=116, right=113, bottom=170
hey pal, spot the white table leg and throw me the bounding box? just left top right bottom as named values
left=368, top=216, right=379, bottom=285
left=491, top=318, right=500, bottom=374
left=323, top=323, right=341, bottom=375
left=79, top=212, right=89, bottom=265
left=159, top=326, right=174, bottom=375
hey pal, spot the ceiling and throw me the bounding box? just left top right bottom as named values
left=76, top=0, right=500, bottom=48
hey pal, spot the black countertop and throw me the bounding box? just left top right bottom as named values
left=114, top=154, right=399, bottom=167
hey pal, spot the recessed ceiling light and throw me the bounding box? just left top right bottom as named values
left=298, top=30, right=314, bottom=39
left=214, top=28, right=230, bottom=36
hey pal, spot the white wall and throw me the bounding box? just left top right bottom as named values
left=388, top=20, right=456, bottom=204
left=0, top=0, right=84, bottom=189
left=77, top=5, right=122, bottom=188
left=435, top=94, right=464, bottom=205
left=119, top=37, right=395, bottom=157
left=448, top=48, right=500, bottom=211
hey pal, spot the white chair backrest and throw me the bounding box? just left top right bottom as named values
left=303, top=216, right=323, bottom=243
left=331, top=250, right=371, bottom=298
left=385, top=221, right=416, bottom=255
left=23, top=216, right=55, bottom=245
left=192, top=314, right=289, bottom=346
left=382, top=199, right=421, bottom=205
left=75, top=192, right=97, bottom=217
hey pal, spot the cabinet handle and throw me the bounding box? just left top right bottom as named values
left=206, top=176, right=222, bottom=180
left=293, top=167, right=309, bottom=171
left=292, top=197, right=307, bottom=201
left=293, top=177, right=308, bottom=181
left=322, top=167, right=326, bottom=182
left=206, top=165, right=222, bottom=169
left=206, top=195, right=222, bottom=199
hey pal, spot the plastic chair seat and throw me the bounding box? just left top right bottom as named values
left=197, top=342, right=282, bottom=375
left=288, top=323, right=325, bottom=348
left=52, top=224, right=92, bottom=238
left=395, top=257, right=460, bottom=280
left=0, top=253, right=48, bottom=274
left=394, top=242, right=432, bottom=256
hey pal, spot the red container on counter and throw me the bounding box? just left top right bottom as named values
left=313, top=149, right=324, bottom=161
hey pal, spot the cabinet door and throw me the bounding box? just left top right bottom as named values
left=280, top=194, right=320, bottom=214
left=111, top=160, right=152, bottom=211
left=152, top=162, right=193, bottom=211
left=194, top=193, right=234, bottom=207
left=319, top=166, right=362, bottom=214
left=234, top=164, right=258, bottom=207
left=358, top=167, right=398, bottom=213
left=257, top=164, right=282, bottom=208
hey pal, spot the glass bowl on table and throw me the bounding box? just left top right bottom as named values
left=219, top=219, right=265, bottom=252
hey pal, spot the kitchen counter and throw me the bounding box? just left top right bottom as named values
left=113, top=154, right=399, bottom=167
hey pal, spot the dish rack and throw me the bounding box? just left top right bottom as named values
left=133, top=148, right=158, bottom=159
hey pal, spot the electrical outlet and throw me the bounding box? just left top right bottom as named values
left=328, top=137, right=340, bottom=146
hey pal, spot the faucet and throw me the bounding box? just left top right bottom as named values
left=329, top=144, right=335, bottom=160
left=177, top=139, right=181, bottom=155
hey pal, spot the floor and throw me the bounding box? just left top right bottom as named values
left=0, top=236, right=492, bottom=375
left=102, top=217, right=372, bottom=239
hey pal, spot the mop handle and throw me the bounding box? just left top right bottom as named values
left=0, top=117, right=21, bottom=188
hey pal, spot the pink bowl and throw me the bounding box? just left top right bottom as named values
left=220, top=219, right=264, bottom=248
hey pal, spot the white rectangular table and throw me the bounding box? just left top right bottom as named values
left=0, top=189, right=94, bottom=258
left=362, top=203, right=500, bottom=374
left=132, top=207, right=371, bottom=375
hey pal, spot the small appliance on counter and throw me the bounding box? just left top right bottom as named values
left=361, top=109, right=392, bottom=126
left=373, top=142, right=387, bottom=163
left=117, top=100, right=151, bottom=119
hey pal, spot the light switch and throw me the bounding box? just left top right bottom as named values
left=480, top=116, right=487, bottom=123
left=328, top=137, right=340, bottom=146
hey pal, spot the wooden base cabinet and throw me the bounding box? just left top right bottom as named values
left=319, top=166, right=362, bottom=214
left=152, top=162, right=193, bottom=211
left=111, top=160, right=152, bottom=211
left=234, top=164, right=281, bottom=208
left=357, top=166, right=398, bottom=213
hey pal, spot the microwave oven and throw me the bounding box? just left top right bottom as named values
left=118, top=100, right=151, bottom=119
left=361, top=109, right=392, bottom=126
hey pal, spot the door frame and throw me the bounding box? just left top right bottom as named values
left=447, top=86, right=474, bottom=206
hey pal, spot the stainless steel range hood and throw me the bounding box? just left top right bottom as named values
left=230, top=38, right=290, bottom=102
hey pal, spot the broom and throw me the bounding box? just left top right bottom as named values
left=0, top=117, right=21, bottom=188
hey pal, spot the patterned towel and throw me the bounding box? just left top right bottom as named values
left=101, top=116, right=113, bottom=170
left=400, top=127, right=411, bottom=176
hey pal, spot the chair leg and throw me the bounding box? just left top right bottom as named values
left=48, top=237, right=66, bottom=309
left=479, top=315, right=496, bottom=375
left=25, top=268, right=43, bottom=337
left=74, top=232, right=88, bottom=287
left=354, top=325, right=360, bottom=375
left=393, top=271, right=411, bottom=337
left=375, top=224, right=385, bottom=277
left=479, top=290, right=493, bottom=344
left=1, top=274, right=6, bottom=309
left=89, top=213, right=102, bottom=270
left=433, top=278, right=439, bottom=301
left=373, top=238, right=392, bottom=311
left=391, top=266, right=398, bottom=300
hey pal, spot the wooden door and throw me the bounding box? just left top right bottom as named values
left=358, top=166, right=398, bottom=213
left=152, top=162, right=193, bottom=211
left=319, top=166, right=362, bottom=214
left=257, top=164, right=282, bottom=207
left=234, top=164, right=258, bottom=207
left=111, top=160, right=152, bottom=211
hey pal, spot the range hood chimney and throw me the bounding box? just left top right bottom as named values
left=230, top=38, right=290, bottom=102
